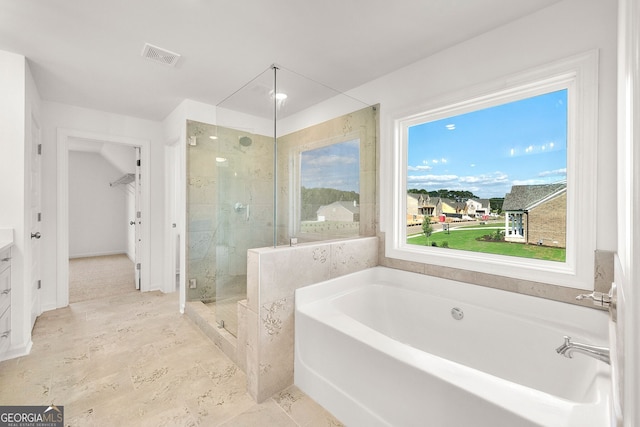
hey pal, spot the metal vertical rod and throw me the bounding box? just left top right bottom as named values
left=273, top=65, right=278, bottom=247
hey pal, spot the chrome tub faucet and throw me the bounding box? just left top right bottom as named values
left=556, top=336, right=610, bottom=365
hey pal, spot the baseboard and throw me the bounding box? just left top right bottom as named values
left=1, top=340, right=33, bottom=362
left=40, top=302, right=58, bottom=312
left=69, top=250, right=127, bottom=259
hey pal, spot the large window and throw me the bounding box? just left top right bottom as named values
left=386, top=51, right=598, bottom=290
left=407, top=89, right=568, bottom=262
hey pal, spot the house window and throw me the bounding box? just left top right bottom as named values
left=385, top=51, right=598, bottom=290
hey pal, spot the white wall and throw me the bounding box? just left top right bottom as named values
left=362, top=0, right=617, bottom=254
left=41, top=101, right=165, bottom=310
left=100, top=143, right=136, bottom=175
left=68, top=151, right=128, bottom=258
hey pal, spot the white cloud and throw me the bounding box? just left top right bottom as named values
left=304, top=154, right=357, bottom=167
left=538, top=168, right=567, bottom=177
left=407, top=171, right=510, bottom=190
left=407, top=165, right=432, bottom=171
left=458, top=172, right=509, bottom=185
left=406, top=170, right=515, bottom=198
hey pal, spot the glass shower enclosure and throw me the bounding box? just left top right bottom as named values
left=186, top=65, right=373, bottom=337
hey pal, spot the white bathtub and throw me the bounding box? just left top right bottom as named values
left=294, top=267, right=611, bottom=427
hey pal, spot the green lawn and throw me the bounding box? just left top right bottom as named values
left=408, top=228, right=566, bottom=262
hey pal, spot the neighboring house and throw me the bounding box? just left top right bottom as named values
left=435, top=198, right=467, bottom=218
left=502, top=183, right=566, bottom=247
left=466, top=198, right=491, bottom=218
left=317, top=201, right=360, bottom=222
left=407, top=193, right=436, bottom=224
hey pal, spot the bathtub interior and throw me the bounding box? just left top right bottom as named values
left=328, top=281, right=609, bottom=403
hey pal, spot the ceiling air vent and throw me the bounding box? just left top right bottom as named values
left=141, top=43, right=181, bottom=67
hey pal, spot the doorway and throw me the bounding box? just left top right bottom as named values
left=67, top=142, right=138, bottom=302
left=56, top=129, right=150, bottom=308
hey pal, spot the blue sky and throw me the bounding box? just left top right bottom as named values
left=301, top=139, right=360, bottom=192
left=408, top=89, right=567, bottom=199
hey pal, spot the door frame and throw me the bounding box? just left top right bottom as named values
left=29, top=112, right=42, bottom=327
left=56, top=128, right=151, bottom=307
left=617, top=0, right=640, bottom=424
left=164, top=138, right=186, bottom=310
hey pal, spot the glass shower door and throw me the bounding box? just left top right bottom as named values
left=186, top=120, right=273, bottom=337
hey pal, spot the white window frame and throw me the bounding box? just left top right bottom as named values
left=385, top=51, right=598, bottom=290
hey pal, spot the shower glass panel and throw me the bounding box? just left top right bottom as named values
left=187, top=65, right=375, bottom=337
left=186, top=120, right=272, bottom=337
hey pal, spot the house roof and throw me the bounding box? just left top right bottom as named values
left=317, top=201, right=360, bottom=214
left=439, top=198, right=466, bottom=210
left=477, top=199, right=490, bottom=209
left=502, top=183, right=566, bottom=211
left=407, top=193, right=432, bottom=205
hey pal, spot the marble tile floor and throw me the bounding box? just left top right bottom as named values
left=0, top=289, right=343, bottom=426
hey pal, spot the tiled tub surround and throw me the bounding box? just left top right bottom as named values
left=378, top=232, right=615, bottom=309
left=244, top=236, right=378, bottom=402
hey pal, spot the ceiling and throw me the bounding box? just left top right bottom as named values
left=0, top=0, right=562, bottom=121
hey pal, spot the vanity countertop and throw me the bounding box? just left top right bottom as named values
left=0, top=229, right=14, bottom=252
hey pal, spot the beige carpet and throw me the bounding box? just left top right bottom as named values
left=69, top=254, right=136, bottom=303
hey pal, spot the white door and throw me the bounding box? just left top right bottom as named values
left=29, top=116, right=42, bottom=328
left=134, top=147, right=142, bottom=290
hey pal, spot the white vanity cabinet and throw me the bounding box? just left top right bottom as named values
left=0, top=247, right=11, bottom=357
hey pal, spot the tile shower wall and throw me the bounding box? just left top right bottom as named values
left=187, top=121, right=274, bottom=302
left=244, top=236, right=378, bottom=402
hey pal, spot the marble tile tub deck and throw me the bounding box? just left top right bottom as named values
left=0, top=290, right=342, bottom=426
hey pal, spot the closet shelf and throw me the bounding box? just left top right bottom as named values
left=110, top=173, right=135, bottom=187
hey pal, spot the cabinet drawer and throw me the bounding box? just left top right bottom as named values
left=0, top=267, right=9, bottom=317
left=0, top=248, right=9, bottom=273
left=0, top=305, right=10, bottom=355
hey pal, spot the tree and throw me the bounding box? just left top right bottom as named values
left=422, top=219, right=433, bottom=245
